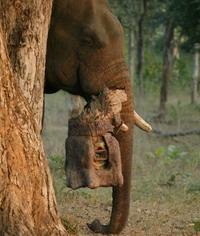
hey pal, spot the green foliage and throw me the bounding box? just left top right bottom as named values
left=170, top=0, right=200, bottom=46
left=143, top=144, right=200, bottom=194
left=108, top=0, right=140, bottom=28
left=143, top=49, right=162, bottom=83
left=166, top=145, right=187, bottom=159
left=154, top=146, right=165, bottom=158
left=48, top=155, right=66, bottom=199
left=194, top=221, right=200, bottom=232
left=187, top=183, right=200, bottom=193
left=141, top=47, right=193, bottom=94
left=48, top=155, right=65, bottom=174
left=148, top=145, right=187, bottom=160
left=153, top=0, right=200, bottom=47
left=172, top=55, right=192, bottom=87
left=109, top=0, right=199, bottom=94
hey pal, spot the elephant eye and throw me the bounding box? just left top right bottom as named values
left=80, top=36, right=94, bottom=47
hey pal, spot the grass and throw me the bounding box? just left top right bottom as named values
left=44, top=84, right=200, bottom=235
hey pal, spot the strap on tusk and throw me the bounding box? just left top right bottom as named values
left=133, top=111, right=152, bottom=132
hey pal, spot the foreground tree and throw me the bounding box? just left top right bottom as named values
left=0, top=1, right=66, bottom=235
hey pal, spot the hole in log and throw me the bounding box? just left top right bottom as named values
left=93, top=137, right=110, bottom=170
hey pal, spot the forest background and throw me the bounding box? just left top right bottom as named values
left=43, top=0, right=200, bottom=235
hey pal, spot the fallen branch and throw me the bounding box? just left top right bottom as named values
left=153, top=128, right=200, bottom=137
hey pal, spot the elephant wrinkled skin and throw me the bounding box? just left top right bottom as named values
left=45, top=0, right=134, bottom=234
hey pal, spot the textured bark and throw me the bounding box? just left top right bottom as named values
left=159, top=20, right=174, bottom=117
left=0, top=1, right=66, bottom=235
left=191, top=43, right=200, bottom=104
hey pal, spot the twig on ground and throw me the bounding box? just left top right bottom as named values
left=153, top=128, right=200, bottom=137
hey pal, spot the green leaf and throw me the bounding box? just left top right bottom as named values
left=187, top=183, right=200, bottom=193
left=166, top=145, right=178, bottom=159
left=155, top=146, right=165, bottom=158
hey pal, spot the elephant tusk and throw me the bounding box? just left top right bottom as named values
left=133, top=111, right=152, bottom=133
left=120, top=123, right=129, bottom=132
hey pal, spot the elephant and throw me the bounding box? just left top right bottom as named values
left=45, top=0, right=152, bottom=234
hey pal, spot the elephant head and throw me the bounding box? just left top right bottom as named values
left=45, top=0, right=152, bottom=234
left=45, top=0, right=127, bottom=97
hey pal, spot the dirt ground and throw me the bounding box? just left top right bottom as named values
left=60, top=196, right=200, bottom=236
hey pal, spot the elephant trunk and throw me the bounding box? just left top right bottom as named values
left=88, top=77, right=134, bottom=234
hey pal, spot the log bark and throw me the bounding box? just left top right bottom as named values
left=0, top=1, right=66, bottom=235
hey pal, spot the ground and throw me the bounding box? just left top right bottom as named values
left=43, top=87, right=200, bottom=235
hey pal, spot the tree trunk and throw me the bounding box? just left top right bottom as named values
left=136, top=0, right=147, bottom=95
left=191, top=43, right=200, bottom=104
left=159, top=20, right=174, bottom=117
left=0, top=1, right=66, bottom=235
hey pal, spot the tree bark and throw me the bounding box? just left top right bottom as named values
left=136, top=0, right=147, bottom=95
left=191, top=43, right=200, bottom=104
left=159, top=20, right=174, bottom=117
left=0, top=1, right=66, bottom=235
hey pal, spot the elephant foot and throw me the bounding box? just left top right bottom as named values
left=87, top=219, right=109, bottom=234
